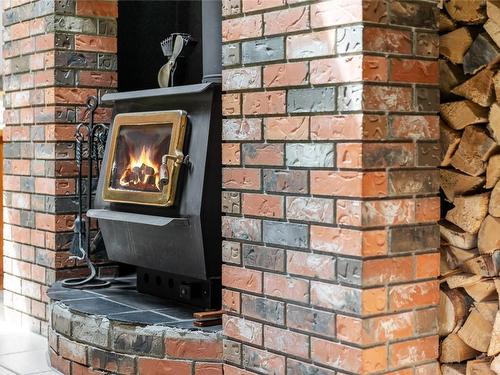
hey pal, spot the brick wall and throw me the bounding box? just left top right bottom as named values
left=221, top=0, right=441, bottom=374
left=2, top=0, right=117, bottom=335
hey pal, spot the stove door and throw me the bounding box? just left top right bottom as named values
left=102, top=110, right=187, bottom=206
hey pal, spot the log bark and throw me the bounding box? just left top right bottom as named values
left=445, top=192, right=490, bottom=234
left=439, top=288, right=470, bottom=336
left=450, top=125, right=498, bottom=176
left=440, top=333, right=481, bottom=363
left=458, top=307, right=493, bottom=352
left=479, top=215, right=500, bottom=253
left=463, top=33, right=500, bottom=75
left=440, top=169, right=485, bottom=202
left=440, top=28, right=475, bottom=64
left=440, top=100, right=489, bottom=130
left=441, top=220, right=479, bottom=250
left=452, top=68, right=496, bottom=107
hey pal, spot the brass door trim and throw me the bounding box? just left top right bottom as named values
left=102, top=110, right=188, bottom=207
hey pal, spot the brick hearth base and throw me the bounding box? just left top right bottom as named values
left=48, top=301, right=223, bottom=375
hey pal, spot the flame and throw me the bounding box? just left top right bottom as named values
left=119, top=146, right=161, bottom=191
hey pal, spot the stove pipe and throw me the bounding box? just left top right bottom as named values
left=202, top=0, right=222, bottom=83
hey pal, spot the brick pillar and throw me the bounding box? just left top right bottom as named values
left=2, top=0, right=117, bottom=335
left=221, top=1, right=440, bottom=374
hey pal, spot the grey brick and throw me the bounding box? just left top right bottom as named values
left=90, top=348, right=135, bottom=374
left=10, top=56, right=31, bottom=74
left=4, top=143, right=21, bottom=158
left=416, top=87, right=439, bottom=112
left=53, top=16, right=97, bottom=34
left=72, top=313, right=110, bottom=348
left=30, top=126, right=45, bottom=142
left=98, top=53, right=117, bottom=71
left=337, top=84, right=363, bottom=111
left=390, top=224, right=440, bottom=253
left=55, top=34, right=75, bottom=49
left=336, top=25, right=363, bottom=54
left=288, top=87, right=336, bottom=113
left=263, top=221, right=308, bottom=248
left=242, top=244, right=285, bottom=271
left=222, top=240, right=241, bottom=264
left=222, top=191, right=240, bottom=214
left=311, top=281, right=361, bottom=314
left=55, top=142, right=75, bottom=160
left=55, top=69, right=75, bottom=86
left=389, top=1, right=438, bottom=29
left=51, top=303, right=71, bottom=336
left=52, top=196, right=80, bottom=213
left=111, top=324, right=164, bottom=357
left=98, top=19, right=117, bottom=36
left=241, top=294, right=285, bottom=325
left=35, top=144, right=55, bottom=159
left=55, top=51, right=97, bottom=69
left=337, top=258, right=362, bottom=286
left=20, top=177, right=35, bottom=193
left=222, top=43, right=240, bottom=66
left=288, top=359, right=336, bottom=375
left=263, top=169, right=308, bottom=194
left=223, top=339, right=241, bottom=365
left=20, top=211, right=35, bottom=228
left=32, top=195, right=46, bottom=211
left=286, top=143, right=334, bottom=168
left=242, top=37, right=284, bottom=64
left=286, top=304, right=336, bottom=338
left=55, top=0, right=75, bottom=15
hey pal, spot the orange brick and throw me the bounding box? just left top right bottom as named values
left=222, top=143, right=240, bottom=165
left=337, top=199, right=415, bottom=227
left=415, top=197, right=440, bottom=223
left=391, top=115, right=440, bottom=140
left=222, top=289, right=240, bottom=313
left=362, top=287, right=387, bottom=315
left=137, top=358, right=191, bottom=375
left=363, top=85, right=413, bottom=111
left=264, top=273, right=309, bottom=303
left=263, top=62, right=308, bottom=88
left=242, top=193, right=283, bottom=218
left=310, top=114, right=388, bottom=140
left=311, top=1, right=363, bottom=28
left=222, top=15, right=262, bottom=42
left=264, top=116, right=308, bottom=140
left=195, top=363, right=223, bottom=375
left=165, top=337, right=222, bottom=360
left=363, top=257, right=413, bottom=286
left=76, top=0, right=118, bottom=17
left=287, top=250, right=335, bottom=280
left=223, top=315, right=262, bottom=345
left=264, top=6, right=309, bottom=36
left=243, top=91, right=286, bottom=115
left=264, top=325, right=309, bottom=358
left=311, top=171, right=387, bottom=198
left=77, top=71, right=118, bottom=87
left=389, top=336, right=438, bottom=368
left=222, top=94, right=241, bottom=116
left=222, top=168, right=261, bottom=190
left=75, top=35, right=117, bottom=53
left=364, top=26, right=412, bottom=54
left=222, top=264, right=262, bottom=293
left=415, top=253, right=440, bottom=279
left=389, top=280, right=440, bottom=311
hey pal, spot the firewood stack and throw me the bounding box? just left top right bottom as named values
left=439, top=1, right=500, bottom=374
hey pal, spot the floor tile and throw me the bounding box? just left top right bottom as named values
left=0, top=350, right=52, bottom=375
left=0, top=366, right=16, bottom=375
left=0, top=331, right=46, bottom=355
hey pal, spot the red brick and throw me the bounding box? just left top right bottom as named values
left=311, top=338, right=387, bottom=374
left=222, top=289, right=240, bottom=313
left=59, top=336, right=87, bottom=364
left=242, top=143, right=283, bottom=166
left=222, top=264, right=262, bottom=293
left=264, top=273, right=309, bottom=303
left=243, top=91, right=286, bottom=115
left=242, top=193, right=283, bottom=218
left=310, top=114, right=388, bottom=140
left=53, top=88, right=97, bottom=105
left=389, top=336, right=438, bottom=368
left=222, top=15, right=262, bottom=42
left=223, top=315, right=262, bottom=345
left=165, top=337, right=222, bottom=360
left=222, top=94, right=241, bottom=116
left=4, top=175, right=21, bottom=191
left=77, top=71, right=118, bottom=87
left=223, top=365, right=255, bottom=375
left=264, top=325, right=309, bottom=358
left=391, top=115, right=439, bottom=140
left=76, top=0, right=118, bottom=17
left=49, top=350, right=71, bottom=375
left=364, top=26, right=412, bottom=54
left=287, top=250, right=335, bottom=280
left=390, top=59, right=439, bottom=84
left=137, top=358, right=192, bottom=375
left=310, top=226, right=388, bottom=257
left=363, top=85, right=413, bottom=111
left=311, top=1, right=363, bottom=28
left=75, top=35, right=117, bottom=53
left=264, top=6, right=309, bottom=35
left=222, top=168, right=261, bottom=190
left=195, top=363, right=223, bottom=375
left=263, top=62, right=308, bottom=88
left=389, top=280, right=439, bottom=311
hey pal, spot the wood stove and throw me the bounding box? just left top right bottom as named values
left=87, top=0, right=222, bottom=309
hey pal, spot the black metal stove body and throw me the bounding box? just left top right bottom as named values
left=89, top=83, right=221, bottom=308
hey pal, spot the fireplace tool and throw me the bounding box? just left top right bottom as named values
left=63, top=95, right=110, bottom=289
left=158, top=33, right=196, bottom=87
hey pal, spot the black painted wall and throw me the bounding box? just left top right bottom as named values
left=117, top=0, right=203, bottom=91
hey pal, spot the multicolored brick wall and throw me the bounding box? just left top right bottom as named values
left=2, top=0, right=117, bottom=335
left=221, top=0, right=441, bottom=374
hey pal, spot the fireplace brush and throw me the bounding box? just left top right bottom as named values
left=63, top=95, right=110, bottom=289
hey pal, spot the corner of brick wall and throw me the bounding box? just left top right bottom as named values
left=220, top=0, right=441, bottom=374
left=2, top=0, right=118, bottom=335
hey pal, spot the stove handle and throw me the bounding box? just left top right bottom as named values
left=159, top=152, right=190, bottom=186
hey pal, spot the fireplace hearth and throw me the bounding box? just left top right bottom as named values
left=87, top=83, right=221, bottom=309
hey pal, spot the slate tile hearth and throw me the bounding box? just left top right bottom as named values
left=47, top=277, right=219, bottom=332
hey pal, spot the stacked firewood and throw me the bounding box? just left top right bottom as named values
left=439, top=1, right=500, bottom=374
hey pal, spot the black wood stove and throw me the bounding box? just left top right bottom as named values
left=87, top=0, right=222, bottom=309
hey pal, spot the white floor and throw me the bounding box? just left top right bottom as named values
left=0, top=293, right=60, bottom=375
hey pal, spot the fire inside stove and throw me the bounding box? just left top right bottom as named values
left=111, top=124, right=171, bottom=193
